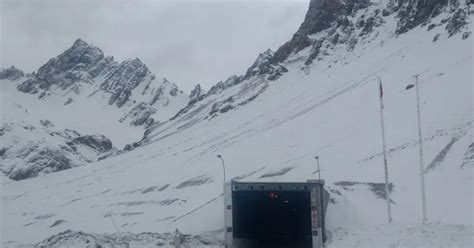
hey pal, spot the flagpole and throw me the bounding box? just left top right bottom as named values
left=378, top=77, right=392, bottom=224
left=415, top=75, right=428, bottom=224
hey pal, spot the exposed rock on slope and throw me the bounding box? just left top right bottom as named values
left=0, top=66, right=24, bottom=80
left=207, top=75, right=242, bottom=95
left=269, top=0, right=470, bottom=69
left=189, top=84, right=204, bottom=103
left=390, top=0, right=466, bottom=34
left=70, top=135, right=113, bottom=153
left=243, top=49, right=274, bottom=79
left=461, top=143, right=474, bottom=168
left=0, top=122, right=116, bottom=180
left=99, top=58, right=154, bottom=108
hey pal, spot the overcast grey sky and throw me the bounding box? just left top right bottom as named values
left=0, top=0, right=308, bottom=92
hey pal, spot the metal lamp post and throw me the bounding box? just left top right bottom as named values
left=217, top=155, right=226, bottom=187
left=315, top=156, right=321, bottom=181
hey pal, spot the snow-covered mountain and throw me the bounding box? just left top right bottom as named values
left=1, top=0, right=473, bottom=247
left=1, top=39, right=190, bottom=180
left=14, top=38, right=189, bottom=130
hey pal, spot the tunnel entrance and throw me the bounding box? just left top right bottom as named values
left=232, top=190, right=312, bottom=248
left=225, top=181, right=329, bottom=248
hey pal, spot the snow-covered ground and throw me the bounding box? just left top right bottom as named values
left=1, top=1, right=472, bottom=247
left=328, top=223, right=473, bottom=248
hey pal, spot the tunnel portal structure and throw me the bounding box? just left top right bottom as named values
left=224, top=180, right=329, bottom=248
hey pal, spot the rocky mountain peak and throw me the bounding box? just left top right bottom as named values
left=53, top=38, right=105, bottom=71
left=17, top=39, right=109, bottom=95
left=0, top=66, right=24, bottom=80
left=71, top=38, right=88, bottom=47
left=12, top=38, right=190, bottom=130
left=271, top=0, right=371, bottom=65
left=189, top=84, right=203, bottom=102
left=243, top=49, right=275, bottom=79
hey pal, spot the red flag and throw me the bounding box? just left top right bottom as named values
left=379, top=81, right=383, bottom=99
left=378, top=78, right=384, bottom=109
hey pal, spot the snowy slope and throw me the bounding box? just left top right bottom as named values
left=2, top=0, right=473, bottom=247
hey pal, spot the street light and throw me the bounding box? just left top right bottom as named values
left=315, top=156, right=321, bottom=182
left=217, top=155, right=226, bottom=188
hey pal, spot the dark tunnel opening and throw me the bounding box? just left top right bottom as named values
left=232, top=190, right=313, bottom=248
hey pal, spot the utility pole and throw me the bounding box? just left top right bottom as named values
left=378, top=77, right=392, bottom=224
left=217, top=155, right=226, bottom=188
left=415, top=75, right=428, bottom=224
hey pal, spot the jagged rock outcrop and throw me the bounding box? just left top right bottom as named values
left=446, top=7, right=468, bottom=36
left=40, top=119, right=54, bottom=128
left=173, top=75, right=244, bottom=119
left=17, top=39, right=110, bottom=94
left=99, top=58, right=154, bottom=107
left=299, top=0, right=371, bottom=36
left=208, top=75, right=242, bottom=95
left=189, top=84, right=203, bottom=103
left=0, top=66, right=24, bottom=80
left=149, top=78, right=180, bottom=105
left=208, top=96, right=235, bottom=118
left=243, top=49, right=274, bottom=79
left=120, top=102, right=157, bottom=127
left=305, top=38, right=327, bottom=65
left=71, top=135, right=113, bottom=153
left=389, top=0, right=455, bottom=34
left=118, top=78, right=184, bottom=127
left=8, top=147, right=74, bottom=180
left=272, top=0, right=371, bottom=65
left=461, top=143, right=474, bottom=168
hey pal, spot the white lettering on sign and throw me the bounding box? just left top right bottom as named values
left=232, top=183, right=314, bottom=192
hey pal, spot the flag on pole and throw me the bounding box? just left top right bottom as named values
left=379, top=80, right=384, bottom=109
left=377, top=77, right=392, bottom=223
